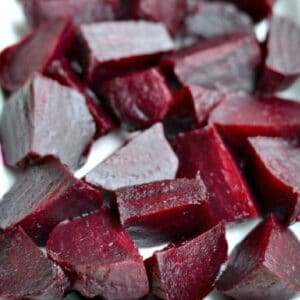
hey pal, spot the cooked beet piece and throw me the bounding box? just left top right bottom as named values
left=100, top=68, right=173, bottom=129
left=146, top=223, right=227, bottom=300
left=0, top=74, right=95, bottom=170
left=160, top=33, right=261, bottom=92
left=0, top=18, right=75, bottom=91
left=0, top=227, right=69, bottom=299
left=113, top=177, right=217, bottom=246
left=0, top=156, right=102, bottom=244
left=22, top=0, right=117, bottom=27
left=217, top=214, right=300, bottom=300
left=47, top=58, right=116, bottom=137
left=173, top=125, right=258, bottom=222
left=77, top=21, right=174, bottom=82
left=47, top=210, right=149, bottom=299
left=258, top=16, right=300, bottom=95
left=86, top=123, right=178, bottom=191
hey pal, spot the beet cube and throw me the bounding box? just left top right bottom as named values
left=0, top=18, right=75, bottom=91
left=258, top=16, right=300, bottom=95
left=0, top=156, right=102, bottom=244
left=146, top=223, right=227, bottom=300
left=47, top=210, right=149, bottom=299
left=86, top=123, right=178, bottom=191
left=0, top=74, right=95, bottom=170
left=173, top=125, right=258, bottom=222
left=0, top=227, right=69, bottom=300
left=217, top=214, right=300, bottom=299
left=100, top=68, right=173, bottom=129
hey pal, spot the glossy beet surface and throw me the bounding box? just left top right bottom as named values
left=146, top=223, right=227, bottom=300
left=0, top=18, right=74, bottom=91
left=113, top=177, right=217, bottom=246
left=0, top=156, right=102, bottom=244
left=86, top=123, right=178, bottom=191
left=217, top=215, right=300, bottom=300
left=0, top=227, right=69, bottom=300
left=173, top=126, right=258, bottom=222
left=0, top=74, right=95, bottom=170
left=47, top=210, right=149, bottom=299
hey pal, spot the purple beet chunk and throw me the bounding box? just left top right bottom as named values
left=22, top=0, right=117, bottom=27
left=0, top=227, right=69, bottom=299
left=100, top=67, right=173, bottom=129
left=113, top=177, right=217, bottom=246
left=0, top=73, right=95, bottom=170
left=217, top=214, right=300, bottom=300
left=146, top=223, right=227, bottom=300
left=76, top=21, right=174, bottom=83
left=47, top=58, right=116, bottom=137
left=160, top=33, right=261, bottom=92
left=0, top=18, right=75, bottom=92
left=0, top=156, right=102, bottom=244
left=173, top=125, right=258, bottom=222
left=86, top=123, right=179, bottom=191
left=47, top=210, right=149, bottom=299
left=258, top=16, right=300, bottom=95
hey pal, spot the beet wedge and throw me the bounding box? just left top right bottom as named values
left=86, top=123, right=178, bottom=191
left=217, top=214, right=300, bottom=300
left=173, top=125, right=258, bottom=222
left=0, top=18, right=75, bottom=91
left=146, top=223, right=227, bottom=300
left=0, top=227, right=69, bottom=300
left=113, top=177, right=217, bottom=246
left=0, top=156, right=102, bottom=244
left=47, top=210, right=149, bottom=299
left=0, top=74, right=95, bottom=170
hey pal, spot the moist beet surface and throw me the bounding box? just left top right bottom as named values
left=47, top=210, right=149, bottom=299
left=0, top=156, right=102, bottom=244
left=146, top=223, right=227, bottom=300
left=217, top=214, right=300, bottom=300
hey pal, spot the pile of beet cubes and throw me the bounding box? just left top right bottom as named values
left=0, top=0, right=300, bottom=299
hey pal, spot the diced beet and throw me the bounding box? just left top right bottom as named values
left=0, top=227, right=69, bottom=299
left=217, top=214, right=300, bottom=299
left=146, top=223, right=227, bottom=300
left=0, top=74, right=95, bottom=170
left=47, top=210, right=149, bottom=299
left=86, top=123, right=178, bottom=191
left=100, top=68, right=173, bottom=129
left=0, top=18, right=75, bottom=91
left=47, top=58, right=116, bottom=137
left=22, top=0, right=118, bottom=27
left=160, top=33, right=261, bottom=92
left=258, top=16, right=300, bottom=95
left=247, top=136, right=300, bottom=224
left=0, top=156, right=102, bottom=244
left=77, top=21, right=174, bottom=83
left=113, top=177, right=217, bottom=246
left=173, top=125, right=258, bottom=222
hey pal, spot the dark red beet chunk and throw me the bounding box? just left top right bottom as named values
left=161, top=33, right=261, bottom=92
left=258, top=16, right=300, bottom=95
left=86, top=123, right=178, bottom=191
left=0, top=74, right=95, bottom=170
left=173, top=125, right=258, bottom=222
left=247, top=136, right=300, bottom=224
left=0, top=227, right=69, bottom=300
left=113, top=177, right=217, bottom=246
left=146, top=223, right=227, bottom=300
left=0, top=156, right=102, bottom=244
left=100, top=68, right=173, bottom=129
left=0, top=18, right=74, bottom=91
left=217, top=214, right=300, bottom=300
left=47, top=210, right=149, bottom=299
left=47, top=58, right=116, bottom=137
